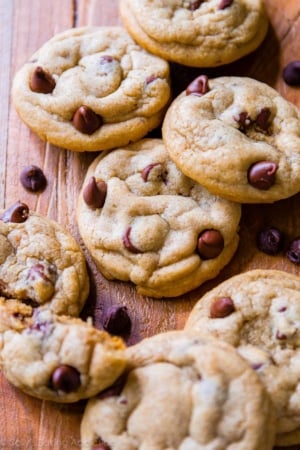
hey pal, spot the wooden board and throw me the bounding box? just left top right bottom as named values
left=1, top=0, right=300, bottom=448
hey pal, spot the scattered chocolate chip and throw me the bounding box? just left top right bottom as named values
left=103, top=305, right=132, bottom=336
left=51, top=365, right=81, bottom=393
left=189, top=0, right=204, bottom=11
left=186, top=75, right=210, bottom=96
left=282, top=61, right=300, bottom=86
left=99, top=55, right=114, bottom=64
left=197, top=229, right=224, bottom=259
left=30, top=66, right=56, bottom=93
left=20, top=165, right=47, bottom=192
left=251, top=363, right=263, bottom=371
left=219, top=0, right=233, bottom=9
left=141, top=163, right=162, bottom=182
left=276, top=331, right=287, bottom=340
left=97, top=374, right=127, bottom=399
left=72, top=106, right=103, bottom=135
left=247, top=161, right=278, bottom=190
left=0, top=201, right=29, bottom=223
left=83, top=177, right=107, bottom=209
left=234, top=111, right=252, bottom=132
left=146, top=75, right=158, bottom=85
left=278, top=306, right=287, bottom=312
left=286, top=237, right=300, bottom=264
left=122, top=227, right=140, bottom=253
left=92, top=438, right=111, bottom=450
left=256, top=226, right=284, bottom=255
left=210, top=297, right=235, bottom=318
left=255, top=107, right=272, bottom=133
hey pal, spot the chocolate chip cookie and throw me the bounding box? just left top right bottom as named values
left=120, top=0, right=268, bottom=67
left=0, top=202, right=89, bottom=316
left=185, top=269, right=300, bottom=446
left=162, top=75, right=300, bottom=203
left=76, top=139, right=241, bottom=298
left=0, top=299, right=127, bottom=403
left=80, top=330, right=275, bottom=449
left=12, top=26, right=171, bottom=151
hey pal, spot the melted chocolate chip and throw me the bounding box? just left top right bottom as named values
left=255, top=107, right=272, bottom=133
left=186, top=75, right=210, bottom=96
left=51, top=365, right=81, bottom=393
left=234, top=111, right=252, bottom=132
left=146, top=75, right=158, bottom=85
left=210, top=297, right=235, bottom=318
left=256, top=226, right=284, bottom=255
left=27, top=263, right=57, bottom=284
left=189, top=0, right=204, bottom=11
left=0, top=201, right=29, bottom=223
left=219, top=0, right=233, bottom=9
left=122, top=227, right=140, bottom=253
left=103, top=305, right=132, bottom=336
left=83, top=177, right=107, bottom=209
left=20, top=165, right=47, bottom=192
left=276, top=331, right=287, bottom=340
left=30, top=66, right=56, bottom=93
left=247, top=161, right=278, bottom=190
left=72, top=106, right=103, bottom=135
left=286, top=237, right=300, bottom=264
left=282, top=61, right=300, bottom=86
left=99, top=55, right=114, bottom=64
left=141, top=163, right=162, bottom=182
left=197, top=229, right=224, bottom=259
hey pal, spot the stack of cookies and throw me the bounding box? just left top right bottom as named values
left=3, top=0, right=300, bottom=449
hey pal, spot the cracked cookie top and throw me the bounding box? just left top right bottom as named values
left=12, top=26, right=171, bottom=151
left=76, top=139, right=241, bottom=298
left=120, top=0, right=268, bottom=67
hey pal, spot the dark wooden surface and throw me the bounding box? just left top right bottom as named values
left=0, top=0, right=300, bottom=448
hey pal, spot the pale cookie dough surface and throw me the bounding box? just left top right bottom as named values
left=81, top=330, right=275, bottom=450
left=0, top=299, right=127, bottom=403
left=162, top=76, right=300, bottom=203
left=12, top=26, right=171, bottom=152
left=0, top=203, right=89, bottom=316
left=185, top=269, right=300, bottom=445
left=76, top=139, right=241, bottom=298
left=120, top=0, right=268, bottom=67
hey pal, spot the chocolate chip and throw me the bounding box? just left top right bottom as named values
left=276, top=331, right=287, bottom=340
left=251, top=363, right=263, bottom=371
left=83, top=177, right=107, bottom=209
left=197, top=229, right=224, bottom=259
left=103, top=305, right=132, bottom=336
left=186, top=75, right=210, bottom=96
left=189, top=0, right=204, bottom=11
left=141, top=163, right=162, bottom=182
left=247, top=161, right=278, bottom=190
left=30, top=66, right=56, bottom=93
left=146, top=75, right=158, bottom=85
left=99, top=55, right=114, bottom=64
left=122, top=227, right=140, bottom=253
left=0, top=201, right=29, bottom=223
left=282, top=61, right=300, bottom=86
left=219, top=0, right=233, bottom=9
left=27, top=263, right=57, bottom=284
left=92, top=438, right=111, bottom=450
left=51, top=365, right=81, bottom=393
left=255, top=107, right=272, bottom=133
left=72, top=106, right=103, bottom=135
left=210, top=297, right=235, bottom=318
left=234, top=111, right=252, bottom=132
left=256, top=226, right=284, bottom=255
left=20, top=165, right=47, bottom=192
left=286, top=237, right=300, bottom=264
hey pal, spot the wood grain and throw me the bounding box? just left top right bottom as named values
left=1, top=0, right=300, bottom=448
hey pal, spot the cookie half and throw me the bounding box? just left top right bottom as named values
left=12, top=26, right=171, bottom=151
left=120, top=0, right=268, bottom=67
left=0, top=300, right=127, bottom=403
left=185, top=269, right=300, bottom=445
left=76, top=139, right=241, bottom=297
left=162, top=76, right=300, bottom=203
left=81, top=330, right=275, bottom=449
left=0, top=202, right=89, bottom=316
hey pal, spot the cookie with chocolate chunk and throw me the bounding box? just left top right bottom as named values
left=119, top=0, right=268, bottom=67
left=80, top=330, right=275, bottom=450
left=162, top=75, right=300, bottom=203
left=185, top=269, right=300, bottom=446
left=12, top=26, right=171, bottom=151
left=0, top=299, right=126, bottom=403
left=0, top=201, right=89, bottom=316
left=76, top=139, right=241, bottom=298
